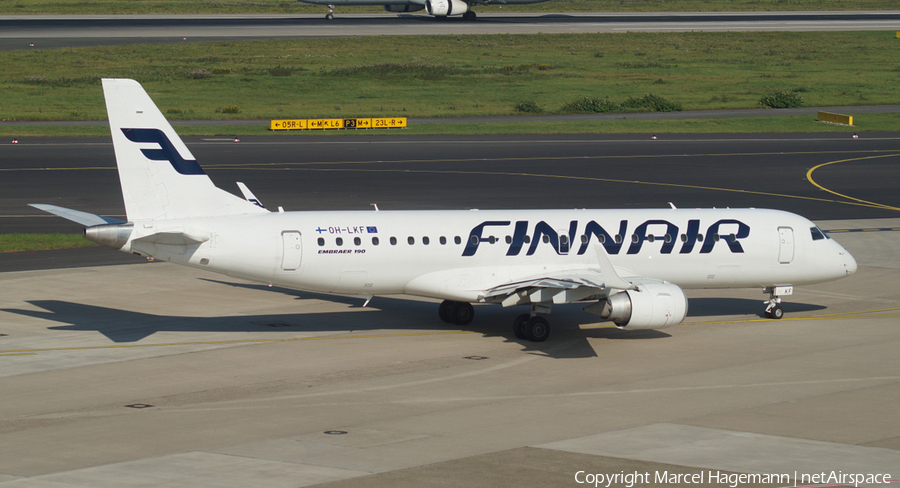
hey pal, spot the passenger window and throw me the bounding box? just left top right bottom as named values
left=665, top=234, right=672, bottom=243
left=408, top=236, right=415, bottom=245
left=599, top=235, right=606, bottom=244
left=390, top=237, right=397, bottom=245
left=631, top=234, right=639, bottom=243
left=336, top=237, right=343, bottom=246
left=615, top=235, right=622, bottom=244
left=560, top=235, right=569, bottom=246
left=580, top=235, right=588, bottom=244
left=489, top=236, right=496, bottom=244
left=647, top=235, right=655, bottom=243
left=372, top=237, right=380, bottom=245
left=697, top=233, right=704, bottom=242
left=470, top=235, right=479, bottom=245
left=317, top=237, right=325, bottom=246
left=440, top=236, right=447, bottom=245
left=423, top=236, right=430, bottom=245
left=506, top=235, right=512, bottom=244
left=713, top=234, right=720, bottom=242
left=542, top=235, right=550, bottom=244
left=354, top=237, right=361, bottom=246
left=524, top=235, right=531, bottom=244
left=680, top=234, right=687, bottom=242
left=454, top=236, right=461, bottom=245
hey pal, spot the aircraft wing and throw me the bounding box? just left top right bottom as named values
left=482, top=244, right=638, bottom=306
left=483, top=268, right=634, bottom=307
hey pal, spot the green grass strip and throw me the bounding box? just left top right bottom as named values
left=3, top=32, right=900, bottom=123
left=0, top=0, right=891, bottom=15
left=0, top=234, right=96, bottom=253
left=2, top=113, right=896, bottom=138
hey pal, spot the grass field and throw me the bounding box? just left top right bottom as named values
left=2, top=32, right=899, bottom=126
left=0, top=234, right=95, bottom=253
left=1, top=0, right=895, bottom=15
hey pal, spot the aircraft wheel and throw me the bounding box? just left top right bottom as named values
left=325, top=13, right=334, bottom=20
left=768, top=305, right=784, bottom=319
left=463, top=11, right=476, bottom=21
left=512, top=314, right=529, bottom=340
left=438, top=300, right=454, bottom=323
left=451, top=302, right=475, bottom=325
left=524, top=316, right=550, bottom=342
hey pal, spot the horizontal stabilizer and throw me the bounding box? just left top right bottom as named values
left=29, top=204, right=125, bottom=227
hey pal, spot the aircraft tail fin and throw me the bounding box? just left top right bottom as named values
left=102, top=78, right=267, bottom=222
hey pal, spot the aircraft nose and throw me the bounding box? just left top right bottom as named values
left=842, top=250, right=858, bottom=276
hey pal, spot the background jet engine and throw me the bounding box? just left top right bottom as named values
left=587, top=282, right=688, bottom=329
left=425, top=0, right=468, bottom=16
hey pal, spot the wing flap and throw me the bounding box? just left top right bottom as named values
left=485, top=246, right=636, bottom=306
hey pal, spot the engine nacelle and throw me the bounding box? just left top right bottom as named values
left=425, top=0, right=468, bottom=16
left=384, top=4, right=425, bottom=12
left=587, top=282, right=688, bottom=329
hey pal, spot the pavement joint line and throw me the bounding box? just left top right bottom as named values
left=0, top=329, right=472, bottom=354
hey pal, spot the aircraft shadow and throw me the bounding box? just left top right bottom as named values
left=688, top=297, right=826, bottom=318
left=2, top=279, right=674, bottom=360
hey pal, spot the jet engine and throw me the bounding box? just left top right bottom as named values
left=384, top=4, right=425, bottom=12
left=586, top=282, right=688, bottom=329
left=425, top=0, right=468, bottom=16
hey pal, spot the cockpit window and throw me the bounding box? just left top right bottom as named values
left=810, top=226, right=827, bottom=241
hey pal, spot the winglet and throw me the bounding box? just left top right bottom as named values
left=236, top=182, right=266, bottom=209
left=593, top=245, right=636, bottom=290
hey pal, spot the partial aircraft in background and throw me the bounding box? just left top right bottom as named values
left=32, top=79, right=857, bottom=343
left=299, top=0, right=550, bottom=21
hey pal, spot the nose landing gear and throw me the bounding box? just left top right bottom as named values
left=764, top=286, right=792, bottom=319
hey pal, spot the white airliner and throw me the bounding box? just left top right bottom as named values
left=298, top=0, right=549, bottom=21
left=32, top=78, right=857, bottom=342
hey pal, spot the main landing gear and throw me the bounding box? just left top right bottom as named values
left=439, top=300, right=551, bottom=342
left=439, top=300, right=475, bottom=326
left=513, top=313, right=550, bottom=342
left=324, top=4, right=335, bottom=20
left=462, top=11, right=477, bottom=21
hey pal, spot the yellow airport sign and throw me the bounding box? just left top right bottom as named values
left=817, top=111, right=853, bottom=126
left=270, top=117, right=407, bottom=131
left=270, top=119, right=307, bottom=130
left=373, top=118, right=407, bottom=128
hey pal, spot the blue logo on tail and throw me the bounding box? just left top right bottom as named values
left=121, top=128, right=205, bottom=175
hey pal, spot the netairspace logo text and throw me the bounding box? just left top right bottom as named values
left=574, top=470, right=894, bottom=488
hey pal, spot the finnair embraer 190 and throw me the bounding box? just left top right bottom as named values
left=299, top=0, right=549, bottom=21
left=33, top=79, right=857, bottom=342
